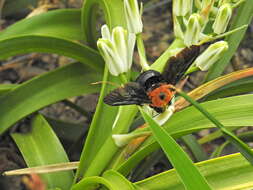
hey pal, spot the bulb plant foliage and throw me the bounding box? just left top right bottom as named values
left=0, top=0, right=253, bottom=190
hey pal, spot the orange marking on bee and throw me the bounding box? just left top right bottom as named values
left=147, top=84, right=175, bottom=108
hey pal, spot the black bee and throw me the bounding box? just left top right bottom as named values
left=104, top=45, right=200, bottom=113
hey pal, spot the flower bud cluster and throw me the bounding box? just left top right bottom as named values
left=97, top=0, right=143, bottom=77
left=173, top=0, right=237, bottom=46
left=97, top=25, right=136, bottom=76
left=172, top=0, right=241, bottom=71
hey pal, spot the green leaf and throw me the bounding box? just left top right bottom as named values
left=72, top=170, right=136, bottom=190
left=11, top=114, right=73, bottom=190
left=177, top=90, right=253, bottom=165
left=80, top=105, right=138, bottom=178
left=198, top=126, right=239, bottom=144
left=0, top=84, right=18, bottom=95
left=140, top=109, right=212, bottom=190
left=205, top=0, right=253, bottom=81
left=75, top=70, right=119, bottom=179
left=176, top=67, right=253, bottom=111
left=165, top=94, right=253, bottom=137
left=181, top=134, right=208, bottom=162
left=0, top=62, right=101, bottom=134
left=102, top=170, right=135, bottom=190
left=0, top=35, right=103, bottom=72
left=72, top=176, right=111, bottom=190
left=117, top=95, right=253, bottom=176
left=135, top=151, right=253, bottom=190
left=205, top=76, right=253, bottom=100
left=81, top=0, right=126, bottom=47
left=0, top=9, right=83, bottom=41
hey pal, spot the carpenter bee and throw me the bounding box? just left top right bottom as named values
left=104, top=45, right=200, bottom=113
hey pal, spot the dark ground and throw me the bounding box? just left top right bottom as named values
left=0, top=0, right=252, bottom=189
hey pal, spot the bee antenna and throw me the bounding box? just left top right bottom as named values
left=91, top=81, right=121, bottom=88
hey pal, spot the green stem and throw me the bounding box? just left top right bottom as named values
left=119, top=73, right=128, bottom=84
left=200, top=25, right=248, bottom=44
left=151, top=38, right=185, bottom=72
left=136, top=33, right=150, bottom=71
left=232, top=0, right=246, bottom=8
left=177, top=90, right=253, bottom=165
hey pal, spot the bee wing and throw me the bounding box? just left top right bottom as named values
left=104, top=82, right=151, bottom=106
left=162, top=45, right=200, bottom=85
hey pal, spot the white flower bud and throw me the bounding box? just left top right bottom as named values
left=173, top=16, right=184, bottom=39
left=112, top=130, right=151, bottom=147
left=184, top=14, right=202, bottom=46
left=194, top=0, right=202, bottom=10
left=97, top=25, right=136, bottom=76
left=193, top=41, right=228, bottom=71
left=124, top=0, right=143, bottom=34
left=212, top=3, right=232, bottom=34
left=173, top=0, right=193, bottom=16
left=112, top=134, right=135, bottom=147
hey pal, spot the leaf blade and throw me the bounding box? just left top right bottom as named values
left=0, top=9, right=83, bottom=41
left=140, top=109, right=212, bottom=190
left=0, top=62, right=101, bottom=134
left=11, top=114, right=73, bottom=190
left=0, top=35, right=103, bottom=72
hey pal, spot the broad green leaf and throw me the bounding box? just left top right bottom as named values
left=135, top=152, right=253, bottom=190
left=0, top=9, right=83, bottom=41
left=0, top=84, right=18, bottom=95
left=0, top=35, right=103, bottom=72
left=164, top=94, right=253, bottom=137
left=0, top=62, right=101, bottom=134
left=177, top=90, right=253, bottom=165
left=205, top=76, right=253, bottom=101
left=140, top=109, right=212, bottom=190
left=117, top=95, right=253, bottom=176
left=176, top=67, right=253, bottom=111
left=11, top=114, right=73, bottom=190
left=102, top=170, right=135, bottom=190
left=73, top=170, right=135, bottom=190
left=205, top=0, right=253, bottom=81
left=72, top=176, right=112, bottom=190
